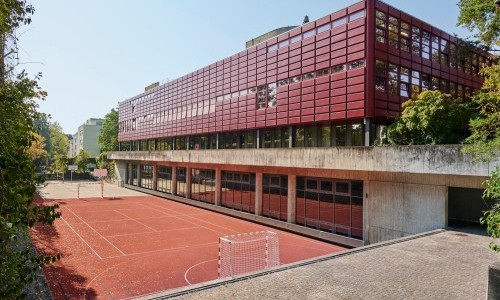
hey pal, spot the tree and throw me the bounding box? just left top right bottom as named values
left=48, top=122, right=69, bottom=158
left=27, top=131, right=47, bottom=160
left=457, top=0, right=500, bottom=48
left=98, top=108, right=118, bottom=153
left=0, top=1, right=61, bottom=298
left=480, top=166, right=500, bottom=252
left=74, top=150, right=90, bottom=172
left=463, top=64, right=500, bottom=159
left=386, top=90, right=473, bottom=145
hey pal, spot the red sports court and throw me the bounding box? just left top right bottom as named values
left=31, top=194, right=347, bottom=299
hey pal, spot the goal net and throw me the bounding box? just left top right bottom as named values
left=218, top=231, right=280, bottom=278
left=77, top=182, right=104, bottom=199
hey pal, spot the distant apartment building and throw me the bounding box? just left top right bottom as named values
left=68, top=118, right=104, bottom=158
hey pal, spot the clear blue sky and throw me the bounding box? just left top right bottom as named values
left=20, top=0, right=471, bottom=134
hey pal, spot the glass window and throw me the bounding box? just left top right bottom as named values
left=422, top=31, right=430, bottom=59
left=332, top=17, right=347, bottom=27
left=376, top=28, right=386, bottom=43
left=349, top=10, right=365, bottom=21
left=351, top=124, right=363, bottom=146
left=335, top=125, right=346, bottom=146
left=400, top=22, right=410, bottom=52
left=349, top=60, right=365, bottom=69
left=268, top=44, right=278, bottom=52
left=302, top=72, right=315, bottom=80
left=388, top=64, right=398, bottom=95
left=257, top=84, right=267, bottom=109
left=295, top=127, right=304, bottom=147
left=411, top=27, right=421, bottom=56
left=432, top=35, right=440, bottom=63
left=305, top=126, right=318, bottom=147
left=332, top=64, right=346, bottom=73
left=191, top=169, right=216, bottom=204
left=267, top=83, right=277, bottom=108
left=431, top=77, right=439, bottom=90
left=317, top=23, right=330, bottom=33
left=290, top=75, right=301, bottom=83
left=290, top=35, right=302, bottom=44
left=319, top=125, right=331, bottom=147
left=422, top=74, right=430, bottom=90
left=278, top=78, right=289, bottom=86
left=279, top=40, right=289, bottom=48
left=388, top=16, right=399, bottom=49
left=316, top=68, right=329, bottom=77
left=375, top=60, right=386, bottom=92
left=303, top=29, right=316, bottom=39
left=400, top=67, right=409, bottom=83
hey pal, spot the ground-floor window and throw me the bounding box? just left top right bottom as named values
left=221, top=171, right=255, bottom=213
left=191, top=169, right=216, bottom=204
left=131, top=164, right=138, bottom=186
left=262, top=174, right=288, bottom=221
left=296, top=177, right=363, bottom=239
left=140, top=165, right=153, bottom=189
left=157, top=166, right=173, bottom=193
left=176, top=167, right=187, bottom=196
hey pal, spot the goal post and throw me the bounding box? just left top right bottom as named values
left=218, top=231, right=280, bottom=278
left=77, top=182, right=104, bottom=199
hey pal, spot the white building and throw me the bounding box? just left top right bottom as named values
left=68, top=118, right=104, bottom=158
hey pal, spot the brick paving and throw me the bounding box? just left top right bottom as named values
left=146, top=230, right=498, bottom=300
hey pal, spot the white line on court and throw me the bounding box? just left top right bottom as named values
left=113, top=210, right=159, bottom=232
left=184, top=259, right=218, bottom=285
left=60, top=216, right=103, bottom=260
left=62, top=206, right=126, bottom=256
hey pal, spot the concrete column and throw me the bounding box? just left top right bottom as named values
left=287, top=174, right=296, bottom=223
left=215, top=168, right=222, bottom=206
left=288, top=126, right=293, bottom=148
left=255, top=172, right=263, bottom=215
left=364, top=118, right=371, bottom=146
left=114, top=161, right=127, bottom=187
left=172, top=166, right=177, bottom=195
left=216, top=133, right=220, bottom=149
left=363, top=180, right=370, bottom=243
left=186, top=167, right=192, bottom=199
left=152, top=164, right=158, bottom=191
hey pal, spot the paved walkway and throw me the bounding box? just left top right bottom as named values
left=37, top=181, right=145, bottom=199
left=146, top=230, right=499, bottom=300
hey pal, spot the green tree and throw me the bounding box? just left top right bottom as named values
left=386, top=90, right=473, bottom=145
left=74, top=150, right=90, bottom=172
left=0, top=1, right=61, bottom=298
left=480, top=166, right=500, bottom=252
left=53, top=155, right=68, bottom=174
left=48, top=122, right=68, bottom=158
left=457, top=0, right=500, bottom=48
left=98, top=108, right=118, bottom=153
left=463, top=64, right=500, bottom=159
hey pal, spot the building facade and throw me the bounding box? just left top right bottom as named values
left=110, top=0, right=494, bottom=246
left=68, top=118, right=104, bottom=158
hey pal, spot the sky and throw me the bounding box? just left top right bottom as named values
left=19, top=0, right=471, bottom=134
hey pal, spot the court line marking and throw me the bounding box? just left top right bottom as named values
left=142, top=197, right=343, bottom=250
left=105, top=226, right=204, bottom=238
left=137, top=202, right=231, bottom=236
left=184, top=259, right=218, bottom=285
left=59, top=215, right=102, bottom=260
left=62, top=206, right=126, bottom=256
left=113, top=210, right=158, bottom=232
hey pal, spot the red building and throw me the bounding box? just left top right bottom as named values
left=111, top=0, right=492, bottom=246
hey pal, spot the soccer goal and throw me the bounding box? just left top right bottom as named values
left=218, top=231, right=280, bottom=278
left=77, top=182, right=104, bottom=199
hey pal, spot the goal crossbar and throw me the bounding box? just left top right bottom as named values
left=218, top=231, right=280, bottom=278
left=77, top=182, right=104, bottom=199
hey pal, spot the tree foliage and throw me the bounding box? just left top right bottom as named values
left=480, top=166, right=500, bottom=252
left=98, top=108, right=118, bottom=153
left=74, top=150, right=90, bottom=172
left=48, top=122, right=68, bottom=158
left=386, top=90, right=473, bottom=145
left=0, top=1, right=61, bottom=298
left=463, top=64, right=500, bottom=159
left=26, top=131, right=47, bottom=160
left=457, top=0, right=500, bottom=48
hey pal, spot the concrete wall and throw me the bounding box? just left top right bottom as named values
left=366, top=181, right=447, bottom=243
